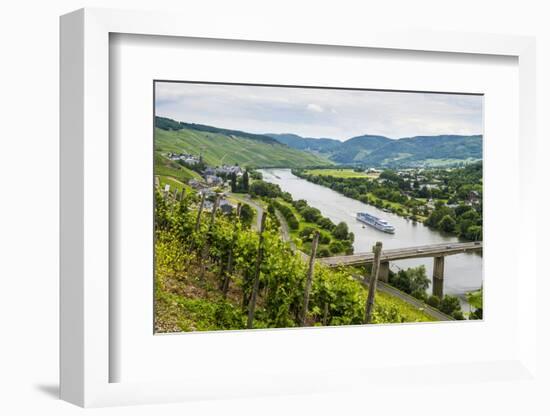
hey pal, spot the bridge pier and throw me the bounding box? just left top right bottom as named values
left=378, top=261, right=390, bottom=283
left=432, top=256, right=445, bottom=298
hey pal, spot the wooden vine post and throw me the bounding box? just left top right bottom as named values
left=247, top=211, right=267, bottom=329
left=322, top=302, right=329, bottom=326
left=194, top=192, right=206, bottom=232
left=170, top=189, right=178, bottom=214
left=300, top=230, right=320, bottom=326
left=200, top=195, right=220, bottom=278
left=364, top=241, right=383, bottom=324
left=222, top=203, right=241, bottom=296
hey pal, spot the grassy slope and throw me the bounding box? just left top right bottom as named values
left=158, top=176, right=191, bottom=194
left=157, top=282, right=433, bottom=332
left=155, top=127, right=332, bottom=168
left=155, top=153, right=203, bottom=182
left=304, top=168, right=380, bottom=179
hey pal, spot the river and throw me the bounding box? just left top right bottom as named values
left=260, top=168, right=483, bottom=305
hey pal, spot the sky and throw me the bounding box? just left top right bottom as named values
left=155, top=82, right=483, bottom=141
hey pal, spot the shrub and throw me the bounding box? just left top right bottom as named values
left=328, top=240, right=344, bottom=255
left=411, top=289, right=428, bottom=302
left=439, top=295, right=462, bottom=316
left=469, top=308, right=483, bottom=320
left=333, top=222, right=350, bottom=240
left=299, top=226, right=318, bottom=241
left=239, top=204, right=254, bottom=227
left=452, top=310, right=465, bottom=320
left=438, top=214, right=456, bottom=233
left=301, top=207, right=321, bottom=223
left=426, top=295, right=441, bottom=308
left=317, top=247, right=331, bottom=258
left=319, top=232, right=331, bottom=245
left=316, top=216, right=335, bottom=231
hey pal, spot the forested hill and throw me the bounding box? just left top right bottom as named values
left=269, top=131, right=482, bottom=168
left=156, top=116, right=280, bottom=145
left=154, top=117, right=332, bottom=168
left=266, top=133, right=341, bottom=153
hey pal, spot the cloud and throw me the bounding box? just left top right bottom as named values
left=306, top=103, right=324, bottom=113
left=155, top=82, right=483, bottom=141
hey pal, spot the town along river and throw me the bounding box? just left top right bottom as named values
left=260, top=168, right=483, bottom=305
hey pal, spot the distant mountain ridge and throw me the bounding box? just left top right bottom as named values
left=268, top=131, right=482, bottom=167
left=265, top=133, right=341, bottom=153
left=156, top=116, right=482, bottom=168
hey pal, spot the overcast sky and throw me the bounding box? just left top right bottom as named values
left=155, top=82, right=483, bottom=141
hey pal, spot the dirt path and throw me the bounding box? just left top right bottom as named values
left=274, top=209, right=297, bottom=251
left=228, top=193, right=264, bottom=230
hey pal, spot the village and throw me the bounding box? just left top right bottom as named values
left=164, top=152, right=246, bottom=214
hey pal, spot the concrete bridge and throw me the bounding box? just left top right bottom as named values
left=318, top=241, right=482, bottom=298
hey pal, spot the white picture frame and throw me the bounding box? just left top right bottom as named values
left=60, top=7, right=538, bottom=408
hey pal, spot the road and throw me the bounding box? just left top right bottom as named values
left=228, top=193, right=264, bottom=230
left=274, top=209, right=297, bottom=251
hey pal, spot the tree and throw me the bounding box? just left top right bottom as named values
left=454, top=204, right=473, bottom=217
left=418, top=186, right=431, bottom=199
left=249, top=180, right=282, bottom=198
left=230, top=172, right=237, bottom=192
left=242, top=170, right=250, bottom=192
left=439, top=295, right=462, bottom=316
left=316, top=216, right=335, bottom=231
left=388, top=266, right=429, bottom=295
left=390, top=270, right=412, bottom=293
left=438, top=214, right=456, bottom=233
left=239, top=204, right=254, bottom=227
left=426, top=295, right=441, bottom=308
left=407, top=266, right=430, bottom=293
left=328, top=240, right=344, bottom=255
left=333, top=222, right=350, bottom=240
left=467, top=288, right=483, bottom=319
left=301, top=207, right=321, bottom=223
left=452, top=310, right=465, bottom=320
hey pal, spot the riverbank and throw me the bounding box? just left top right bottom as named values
left=259, top=168, right=483, bottom=302
left=294, top=165, right=483, bottom=242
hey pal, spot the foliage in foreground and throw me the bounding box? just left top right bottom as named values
left=154, top=189, right=434, bottom=332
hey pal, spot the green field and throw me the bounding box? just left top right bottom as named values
left=157, top=175, right=191, bottom=194
left=155, top=127, right=332, bottom=168
left=304, top=168, right=379, bottom=178
left=155, top=153, right=203, bottom=183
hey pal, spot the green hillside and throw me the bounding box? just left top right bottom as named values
left=155, top=126, right=331, bottom=168
left=155, top=153, right=203, bottom=182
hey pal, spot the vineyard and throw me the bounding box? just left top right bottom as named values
left=154, top=186, right=434, bottom=332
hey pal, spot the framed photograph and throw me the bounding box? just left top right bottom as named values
left=152, top=80, right=484, bottom=334
left=60, top=8, right=538, bottom=408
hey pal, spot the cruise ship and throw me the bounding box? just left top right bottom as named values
left=356, top=212, right=395, bottom=233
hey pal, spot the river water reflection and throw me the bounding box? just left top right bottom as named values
left=260, top=168, right=483, bottom=303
